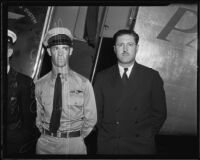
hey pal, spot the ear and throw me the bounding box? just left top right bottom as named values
left=8, top=48, right=13, bottom=58
left=113, top=45, right=116, bottom=54
left=47, top=48, right=51, bottom=56
left=69, top=48, right=73, bottom=56
left=136, top=44, right=139, bottom=53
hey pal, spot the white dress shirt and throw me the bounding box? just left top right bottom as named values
left=118, top=63, right=134, bottom=78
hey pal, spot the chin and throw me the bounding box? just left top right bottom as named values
left=121, top=60, right=133, bottom=64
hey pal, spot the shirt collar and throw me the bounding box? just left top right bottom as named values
left=118, top=63, right=134, bottom=78
left=51, top=65, right=72, bottom=81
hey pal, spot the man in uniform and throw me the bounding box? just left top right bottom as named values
left=6, top=29, right=39, bottom=155
left=35, top=27, right=97, bottom=154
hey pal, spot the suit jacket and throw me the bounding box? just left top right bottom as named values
left=94, top=62, right=167, bottom=155
left=6, top=67, right=39, bottom=155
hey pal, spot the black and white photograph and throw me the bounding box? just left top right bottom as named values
left=1, top=1, right=198, bottom=159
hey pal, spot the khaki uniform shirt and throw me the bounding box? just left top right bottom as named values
left=35, top=69, right=97, bottom=138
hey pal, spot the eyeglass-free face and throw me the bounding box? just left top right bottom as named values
left=48, top=44, right=73, bottom=68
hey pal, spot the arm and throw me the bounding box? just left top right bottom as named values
left=93, top=73, right=103, bottom=129
left=151, top=71, right=167, bottom=135
left=82, top=80, right=97, bottom=138
left=35, top=82, right=44, bottom=133
left=20, top=78, right=36, bottom=130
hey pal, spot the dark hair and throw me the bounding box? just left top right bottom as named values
left=113, top=29, right=139, bottom=45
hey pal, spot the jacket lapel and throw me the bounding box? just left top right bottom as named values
left=115, top=62, right=142, bottom=110
left=110, top=65, right=125, bottom=109
left=126, top=62, right=141, bottom=97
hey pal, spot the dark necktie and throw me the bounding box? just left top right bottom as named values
left=122, top=68, right=128, bottom=85
left=49, top=73, right=62, bottom=133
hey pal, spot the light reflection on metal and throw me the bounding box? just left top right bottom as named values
left=128, top=6, right=139, bottom=30
left=73, top=6, right=81, bottom=38
left=91, top=7, right=109, bottom=83
left=134, top=5, right=197, bottom=135
left=32, top=7, right=54, bottom=80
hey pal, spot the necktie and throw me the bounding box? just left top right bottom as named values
left=122, top=68, right=128, bottom=85
left=49, top=73, right=62, bottom=133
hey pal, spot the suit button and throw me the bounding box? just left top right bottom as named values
left=135, top=134, right=140, bottom=137
left=116, top=121, right=119, bottom=125
left=134, top=120, right=139, bottom=124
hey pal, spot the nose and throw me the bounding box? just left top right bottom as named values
left=123, top=44, right=128, bottom=51
left=58, top=48, right=63, bottom=55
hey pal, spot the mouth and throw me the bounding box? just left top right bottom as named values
left=57, top=57, right=64, bottom=60
left=122, top=52, right=129, bottom=56
left=57, top=59, right=64, bottom=63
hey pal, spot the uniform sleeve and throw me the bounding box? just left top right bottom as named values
left=151, top=71, right=167, bottom=135
left=35, top=82, right=44, bottom=133
left=81, top=80, right=97, bottom=138
left=21, top=78, right=37, bottom=130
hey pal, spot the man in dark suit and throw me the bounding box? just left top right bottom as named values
left=6, top=29, right=39, bottom=156
left=94, top=29, right=167, bottom=155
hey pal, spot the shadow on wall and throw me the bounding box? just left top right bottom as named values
left=70, top=40, right=95, bottom=79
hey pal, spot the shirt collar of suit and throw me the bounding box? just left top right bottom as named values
left=118, top=63, right=134, bottom=78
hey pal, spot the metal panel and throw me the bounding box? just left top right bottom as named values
left=8, top=6, right=49, bottom=78
left=103, top=6, right=133, bottom=37
left=50, top=6, right=87, bottom=41
left=134, top=5, right=197, bottom=135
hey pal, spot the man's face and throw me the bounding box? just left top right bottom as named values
left=48, top=44, right=73, bottom=67
left=47, top=45, right=73, bottom=67
left=114, top=34, right=138, bottom=67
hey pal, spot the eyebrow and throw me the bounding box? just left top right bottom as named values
left=116, top=42, right=136, bottom=45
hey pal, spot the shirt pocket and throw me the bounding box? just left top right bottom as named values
left=69, top=90, right=84, bottom=106
left=68, top=90, right=84, bottom=119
